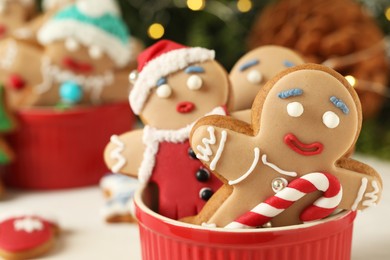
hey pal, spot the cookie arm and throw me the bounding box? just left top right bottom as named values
left=104, top=129, right=144, bottom=178
left=334, top=160, right=382, bottom=211
left=190, top=116, right=255, bottom=184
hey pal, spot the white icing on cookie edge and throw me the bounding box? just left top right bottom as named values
left=209, top=130, right=227, bottom=170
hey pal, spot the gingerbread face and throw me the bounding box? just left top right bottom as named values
left=256, top=69, right=360, bottom=172
left=230, top=46, right=304, bottom=111
left=141, top=60, right=230, bottom=129
left=44, top=40, right=115, bottom=75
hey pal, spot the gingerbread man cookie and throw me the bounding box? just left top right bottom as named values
left=104, top=40, right=232, bottom=220
left=33, top=0, right=133, bottom=106
left=0, top=214, right=59, bottom=260
left=190, top=63, right=382, bottom=228
left=230, top=45, right=304, bottom=111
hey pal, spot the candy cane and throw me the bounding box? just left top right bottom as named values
left=225, top=172, right=342, bottom=229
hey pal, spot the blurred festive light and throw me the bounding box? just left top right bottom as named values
left=187, top=0, right=205, bottom=11
left=385, top=7, right=390, bottom=21
left=148, top=23, right=165, bottom=39
left=237, top=0, right=252, bottom=13
left=345, top=75, right=357, bottom=87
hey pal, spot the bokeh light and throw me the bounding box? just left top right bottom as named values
left=237, top=0, right=252, bottom=13
left=148, top=23, right=165, bottom=39
left=187, top=0, right=205, bottom=11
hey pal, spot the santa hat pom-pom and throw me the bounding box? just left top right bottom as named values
left=76, top=0, right=120, bottom=17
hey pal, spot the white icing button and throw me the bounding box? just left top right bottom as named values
left=156, top=84, right=172, bottom=98
left=322, top=111, right=340, bottom=129
left=65, top=38, right=79, bottom=52
left=247, top=70, right=263, bottom=84
left=89, top=46, right=103, bottom=60
left=187, top=75, right=203, bottom=90
left=128, top=70, right=138, bottom=84
left=287, top=102, right=304, bottom=117
left=271, top=177, right=288, bottom=193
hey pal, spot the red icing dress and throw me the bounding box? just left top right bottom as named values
left=138, top=107, right=226, bottom=220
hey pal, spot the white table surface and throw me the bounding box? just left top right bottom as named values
left=0, top=154, right=389, bottom=260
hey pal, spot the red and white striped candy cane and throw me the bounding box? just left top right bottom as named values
left=225, top=172, right=342, bottom=229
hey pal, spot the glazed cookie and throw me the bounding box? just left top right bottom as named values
left=104, top=39, right=232, bottom=220
left=190, top=63, right=382, bottom=228
left=100, top=173, right=139, bottom=223
left=0, top=214, right=59, bottom=260
left=230, top=45, right=304, bottom=111
left=0, top=0, right=36, bottom=40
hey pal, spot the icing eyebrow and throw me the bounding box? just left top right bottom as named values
left=283, top=60, right=295, bottom=67
left=278, top=88, right=303, bottom=99
left=185, top=66, right=205, bottom=74
left=239, top=59, right=259, bottom=71
left=330, top=96, right=349, bottom=114
left=156, top=77, right=167, bottom=87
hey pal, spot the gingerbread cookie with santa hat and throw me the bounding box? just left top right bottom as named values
left=230, top=45, right=304, bottom=111
left=104, top=39, right=232, bottom=220
left=0, top=0, right=36, bottom=40
left=190, top=63, right=382, bottom=228
left=26, top=0, right=134, bottom=107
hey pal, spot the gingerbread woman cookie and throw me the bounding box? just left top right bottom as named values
left=104, top=39, right=232, bottom=220
left=0, top=214, right=59, bottom=260
left=190, top=63, right=382, bottom=228
left=230, top=45, right=304, bottom=111
left=0, top=0, right=36, bottom=40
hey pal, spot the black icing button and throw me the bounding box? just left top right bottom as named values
left=199, top=187, right=213, bottom=201
left=188, top=147, right=197, bottom=159
left=196, top=168, right=210, bottom=182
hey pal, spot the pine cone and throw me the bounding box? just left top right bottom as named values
left=248, top=0, right=389, bottom=119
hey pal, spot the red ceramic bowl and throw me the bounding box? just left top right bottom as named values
left=3, top=102, right=135, bottom=189
left=135, top=185, right=356, bottom=260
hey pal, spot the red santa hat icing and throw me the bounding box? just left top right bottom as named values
left=129, top=39, right=215, bottom=115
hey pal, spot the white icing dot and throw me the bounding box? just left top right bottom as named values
left=187, top=75, right=203, bottom=90
left=89, top=46, right=103, bottom=60
left=322, top=111, right=340, bottom=129
left=156, top=84, right=172, bottom=98
left=287, top=102, right=304, bottom=117
left=65, top=38, right=79, bottom=52
left=247, top=70, right=263, bottom=84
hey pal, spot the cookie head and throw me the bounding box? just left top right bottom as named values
left=130, top=40, right=230, bottom=129
left=255, top=64, right=361, bottom=166
left=230, top=45, right=304, bottom=111
left=37, top=0, right=131, bottom=70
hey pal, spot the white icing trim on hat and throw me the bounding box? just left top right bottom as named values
left=129, top=47, right=215, bottom=115
left=37, top=20, right=131, bottom=68
left=77, top=0, right=120, bottom=17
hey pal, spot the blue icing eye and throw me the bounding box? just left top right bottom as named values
left=283, top=60, right=295, bottom=68
left=59, top=81, right=83, bottom=104
left=156, top=77, right=167, bottom=87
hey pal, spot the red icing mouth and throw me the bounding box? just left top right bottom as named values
left=0, top=25, right=7, bottom=37
left=284, top=133, right=323, bottom=156
left=62, top=57, right=93, bottom=73
left=176, top=101, right=195, bottom=113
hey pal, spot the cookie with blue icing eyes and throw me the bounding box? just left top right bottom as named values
left=189, top=63, right=382, bottom=228
left=229, top=45, right=305, bottom=111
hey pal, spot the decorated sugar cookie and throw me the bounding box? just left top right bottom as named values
left=99, top=173, right=139, bottom=223
left=0, top=214, right=59, bottom=259
left=104, top=40, right=232, bottom=220
left=190, top=64, right=382, bottom=228
left=0, top=0, right=35, bottom=40
left=25, top=0, right=134, bottom=107
left=230, top=45, right=304, bottom=111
